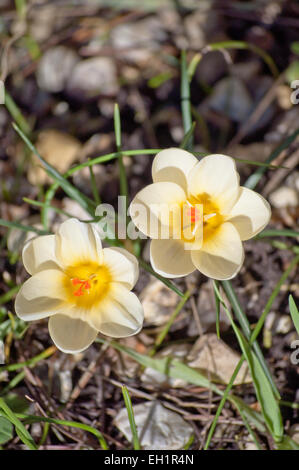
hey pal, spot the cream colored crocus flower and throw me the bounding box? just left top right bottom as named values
left=15, top=219, right=143, bottom=354
left=129, top=148, right=271, bottom=280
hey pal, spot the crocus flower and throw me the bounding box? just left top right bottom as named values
left=129, top=148, right=271, bottom=280
left=15, top=219, right=143, bottom=353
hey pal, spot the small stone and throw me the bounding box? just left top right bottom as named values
left=110, top=18, right=167, bottom=63
left=37, top=46, right=79, bottom=93
left=140, top=279, right=184, bottom=326
left=289, top=424, right=299, bottom=445
left=204, top=77, right=253, bottom=123
left=275, top=315, right=293, bottom=335
left=187, top=333, right=251, bottom=385
left=269, top=186, right=298, bottom=209
left=141, top=344, right=191, bottom=388
left=66, top=57, right=118, bottom=97
left=27, top=130, right=82, bottom=185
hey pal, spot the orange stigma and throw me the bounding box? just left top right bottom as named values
left=187, top=206, right=200, bottom=224
left=71, top=278, right=91, bottom=297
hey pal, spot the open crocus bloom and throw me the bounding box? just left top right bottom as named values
left=129, top=148, right=271, bottom=280
left=15, top=218, right=143, bottom=354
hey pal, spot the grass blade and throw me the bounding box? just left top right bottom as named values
left=245, top=129, right=299, bottom=190
left=221, top=280, right=280, bottom=399
left=0, top=398, right=37, bottom=449
left=180, top=50, right=193, bottom=149
left=121, top=386, right=141, bottom=450
left=289, top=295, right=299, bottom=336
left=12, top=122, right=96, bottom=216
left=18, top=414, right=108, bottom=450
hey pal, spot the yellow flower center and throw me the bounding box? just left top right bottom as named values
left=63, top=262, right=112, bottom=308
left=182, top=193, right=223, bottom=243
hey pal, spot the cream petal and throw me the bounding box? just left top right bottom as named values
left=129, top=182, right=186, bottom=238
left=49, top=314, right=97, bottom=354
left=89, top=283, right=143, bottom=337
left=55, top=218, right=103, bottom=267
left=15, top=269, right=68, bottom=321
left=103, top=247, right=139, bottom=289
left=150, top=238, right=195, bottom=278
left=191, top=222, right=244, bottom=280
left=152, top=148, right=198, bottom=192
left=227, top=187, right=271, bottom=240
left=22, top=235, right=61, bottom=275
left=188, top=154, right=240, bottom=213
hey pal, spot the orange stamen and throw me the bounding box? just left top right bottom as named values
left=187, top=207, right=200, bottom=224
left=71, top=278, right=91, bottom=296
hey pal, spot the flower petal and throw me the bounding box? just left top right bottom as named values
left=89, top=283, right=143, bottom=338
left=15, top=269, right=68, bottom=321
left=152, top=148, right=198, bottom=192
left=49, top=314, right=97, bottom=354
left=227, top=187, right=271, bottom=240
left=188, top=154, right=240, bottom=213
left=22, top=235, right=61, bottom=275
left=55, top=218, right=103, bottom=267
left=129, top=182, right=186, bottom=238
left=103, top=247, right=139, bottom=289
left=191, top=222, right=244, bottom=280
left=150, top=239, right=195, bottom=278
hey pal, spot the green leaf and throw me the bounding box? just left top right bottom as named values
left=289, top=295, right=299, bottom=336
left=4, top=394, right=29, bottom=414
left=0, top=398, right=37, bottom=449
left=147, top=71, right=173, bottom=88
left=0, top=416, right=13, bottom=444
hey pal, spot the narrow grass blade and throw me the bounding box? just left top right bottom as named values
left=12, top=123, right=96, bottom=215
left=206, top=256, right=299, bottom=448
left=180, top=50, right=193, bottom=149
left=0, top=346, right=56, bottom=373
left=180, top=122, right=196, bottom=150
left=245, top=129, right=299, bottom=190
left=0, top=218, right=49, bottom=235
left=0, top=416, right=13, bottom=444
left=0, top=398, right=37, bottom=450
left=289, top=295, right=299, bottom=336
left=149, top=290, right=191, bottom=356
left=121, top=386, right=141, bottom=450
left=187, top=53, right=201, bottom=82
left=221, top=280, right=280, bottom=399
left=5, top=92, right=31, bottom=136
left=18, top=414, right=108, bottom=450
left=139, top=259, right=184, bottom=298
left=205, top=40, right=279, bottom=77
left=255, top=229, right=299, bottom=239
left=213, top=284, right=283, bottom=443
